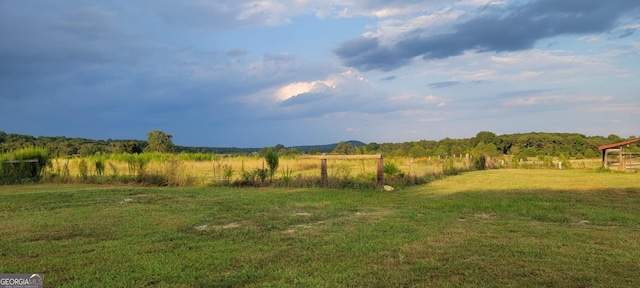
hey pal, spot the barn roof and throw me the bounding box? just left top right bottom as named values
left=598, top=138, right=640, bottom=150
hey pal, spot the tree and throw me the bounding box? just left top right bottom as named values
left=474, top=131, right=496, bottom=146
left=332, top=141, right=355, bottom=154
left=146, top=130, right=174, bottom=153
left=409, top=144, right=426, bottom=158
left=274, top=144, right=286, bottom=152
left=112, top=141, right=142, bottom=154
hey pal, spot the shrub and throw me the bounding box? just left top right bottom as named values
left=95, top=159, right=105, bottom=176
left=255, top=168, right=268, bottom=183
left=383, top=162, right=401, bottom=176
left=223, top=165, right=234, bottom=182
left=1, top=148, right=51, bottom=184
left=78, top=159, right=89, bottom=180
left=558, top=153, right=572, bottom=169
left=265, top=148, right=279, bottom=181
left=474, top=155, right=487, bottom=170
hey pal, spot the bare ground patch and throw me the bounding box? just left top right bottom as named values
left=194, top=222, right=245, bottom=231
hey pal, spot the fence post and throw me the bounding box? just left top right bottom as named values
left=465, top=153, right=470, bottom=170
left=377, top=154, right=384, bottom=188
left=320, top=157, right=328, bottom=187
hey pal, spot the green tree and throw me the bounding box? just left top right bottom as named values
left=146, top=130, right=174, bottom=153
left=274, top=144, right=286, bottom=152
left=474, top=131, right=496, bottom=146
left=112, top=141, right=143, bottom=154
left=332, top=141, right=355, bottom=155
left=409, top=144, right=426, bottom=158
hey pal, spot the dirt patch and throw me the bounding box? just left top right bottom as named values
left=194, top=224, right=209, bottom=231
left=193, top=222, right=243, bottom=231
left=120, top=198, right=135, bottom=203
left=283, top=221, right=326, bottom=234
left=474, top=212, right=496, bottom=220
left=223, top=222, right=241, bottom=229
left=120, top=194, right=154, bottom=204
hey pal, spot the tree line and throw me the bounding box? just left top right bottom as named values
left=1, top=130, right=637, bottom=159
left=359, top=132, right=638, bottom=159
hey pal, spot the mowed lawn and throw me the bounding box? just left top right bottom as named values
left=1, top=170, right=639, bottom=287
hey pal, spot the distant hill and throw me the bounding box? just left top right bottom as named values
left=290, top=140, right=366, bottom=154
left=175, top=140, right=366, bottom=154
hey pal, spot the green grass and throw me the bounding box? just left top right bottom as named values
left=1, top=170, right=639, bottom=287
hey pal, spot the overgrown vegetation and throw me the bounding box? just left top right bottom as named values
left=1, top=148, right=625, bottom=188
left=2, top=129, right=637, bottom=188
left=0, top=148, right=50, bottom=184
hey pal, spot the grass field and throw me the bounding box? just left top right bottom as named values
left=1, top=169, right=639, bottom=287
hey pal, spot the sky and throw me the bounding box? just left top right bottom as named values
left=1, top=0, right=639, bottom=148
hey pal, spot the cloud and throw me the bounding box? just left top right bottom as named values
left=243, top=70, right=449, bottom=123
left=429, top=81, right=460, bottom=88
left=503, top=95, right=614, bottom=106
left=335, top=0, right=640, bottom=71
left=147, top=0, right=444, bottom=31
left=333, top=37, right=408, bottom=71
left=1, top=1, right=638, bottom=146
left=226, top=49, right=250, bottom=57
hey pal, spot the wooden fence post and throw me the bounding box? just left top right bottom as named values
left=465, top=153, right=470, bottom=170
left=377, top=155, right=384, bottom=188
left=299, top=154, right=383, bottom=188
left=320, top=157, right=328, bottom=187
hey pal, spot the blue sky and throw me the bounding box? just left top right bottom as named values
left=1, top=0, right=639, bottom=147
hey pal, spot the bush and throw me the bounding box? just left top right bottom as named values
left=473, top=155, right=486, bottom=170
left=78, top=159, right=89, bottom=180
left=95, top=159, right=105, bottom=176
left=265, top=148, right=279, bottom=181
left=1, top=148, right=50, bottom=184
left=383, top=162, right=401, bottom=176
left=558, top=153, right=572, bottom=169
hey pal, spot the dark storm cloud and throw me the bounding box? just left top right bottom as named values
left=333, top=37, right=408, bottom=71
left=0, top=1, right=339, bottom=145
left=335, top=0, right=640, bottom=71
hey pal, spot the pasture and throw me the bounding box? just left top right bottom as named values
left=1, top=169, right=639, bottom=287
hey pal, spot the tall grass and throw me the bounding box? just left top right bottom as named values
left=3, top=150, right=618, bottom=188
left=0, top=148, right=50, bottom=184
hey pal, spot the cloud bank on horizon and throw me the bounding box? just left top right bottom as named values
left=1, top=0, right=639, bottom=147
